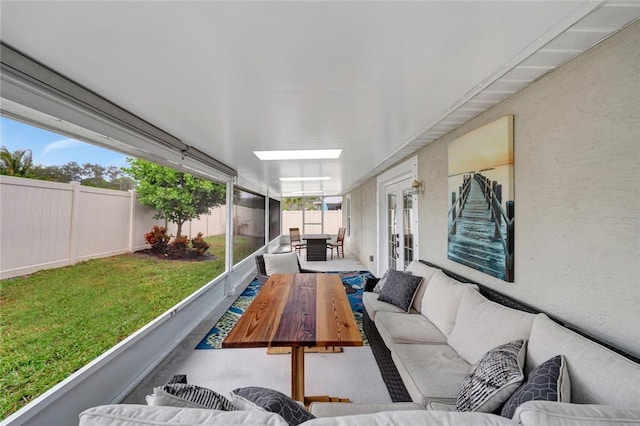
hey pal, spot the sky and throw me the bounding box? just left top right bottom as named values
left=0, top=116, right=128, bottom=168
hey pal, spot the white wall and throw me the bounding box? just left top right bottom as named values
left=349, top=21, right=640, bottom=357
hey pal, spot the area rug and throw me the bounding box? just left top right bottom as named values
left=195, top=270, right=374, bottom=349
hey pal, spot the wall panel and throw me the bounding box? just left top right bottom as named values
left=349, top=21, right=640, bottom=356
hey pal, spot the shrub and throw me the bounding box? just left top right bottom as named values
left=191, top=232, right=210, bottom=256
left=170, top=235, right=190, bottom=257
left=144, top=226, right=171, bottom=253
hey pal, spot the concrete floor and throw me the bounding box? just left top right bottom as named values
left=123, top=251, right=391, bottom=405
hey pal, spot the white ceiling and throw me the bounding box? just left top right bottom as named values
left=1, top=1, right=638, bottom=197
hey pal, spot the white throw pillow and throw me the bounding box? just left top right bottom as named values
left=447, top=290, right=536, bottom=365
left=263, top=253, right=300, bottom=275
left=420, top=271, right=479, bottom=337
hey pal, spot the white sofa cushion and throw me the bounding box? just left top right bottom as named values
left=513, top=401, right=640, bottom=426
left=526, top=314, right=640, bottom=408
left=404, top=261, right=440, bottom=312
left=78, top=405, right=289, bottom=426
left=420, top=271, right=479, bottom=337
left=392, top=343, right=471, bottom=404
left=426, top=401, right=458, bottom=411
left=309, top=402, right=425, bottom=417
left=263, top=252, right=300, bottom=275
left=447, top=290, right=536, bottom=364
left=362, top=292, right=410, bottom=320
left=374, top=311, right=446, bottom=347
left=303, top=410, right=516, bottom=425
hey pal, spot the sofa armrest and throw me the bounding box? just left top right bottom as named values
left=513, top=401, right=640, bottom=425
left=309, top=402, right=425, bottom=417
left=364, top=277, right=380, bottom=292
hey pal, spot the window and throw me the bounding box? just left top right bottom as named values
left=233, top=188, right=265, bottom=264
left=269, top=198, right=281, bottom=242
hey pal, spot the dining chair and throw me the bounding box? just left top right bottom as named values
left=254, top=253, right=313, bottom=286
left=327, top=227, right=346, bottom=259
left=289, top=227, right=306, bottom=254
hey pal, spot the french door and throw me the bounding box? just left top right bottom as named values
left=384, top=179, right=416, bottom=271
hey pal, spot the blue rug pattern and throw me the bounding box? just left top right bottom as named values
left=195, top=270, right=374, bottom=349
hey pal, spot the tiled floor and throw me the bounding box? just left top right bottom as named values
left=123, top=252, right=391, bottom=405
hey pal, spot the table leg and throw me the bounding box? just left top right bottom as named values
left=291, top=346, right=305, bottom=402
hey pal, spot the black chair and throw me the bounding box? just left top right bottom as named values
left=255, top=253, right=313, bottom=286
left=254, top=253, right=355, bottom=293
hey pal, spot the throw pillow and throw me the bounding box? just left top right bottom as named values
left=147, top=383, right=235, bottom=411
left=372, top=269, right=391, bottom=293
left=231, top=387, right=314, bottom=426
left=377, top=269, right=423, bottom=312
left=501, top=355, right=571, bottom=419
left=457, top=340, right=526, bottom=413
left=263, top=253, right=300, bottom=275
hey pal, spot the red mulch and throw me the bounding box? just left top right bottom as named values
left=133, top=248, right=218, bottom=262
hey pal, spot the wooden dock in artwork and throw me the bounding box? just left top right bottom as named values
left=448, top=173, right=514, bottom=281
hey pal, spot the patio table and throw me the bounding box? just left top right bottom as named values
left=302, top=234, right=331, bottom=261
left=222, top=273, right=363, bottom=403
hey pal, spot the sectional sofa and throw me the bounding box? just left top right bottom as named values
left=79, top=260, right=640, bottom=425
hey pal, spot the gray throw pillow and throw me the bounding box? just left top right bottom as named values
left=377, top=269, right=423, bottom=312
left=501, top=355, right=570, bottom=419
left=457, top=340, right=526, bottom=413
left=148, top=383, right=235, bottom=411
left=231, top=387, right=314, bottom=426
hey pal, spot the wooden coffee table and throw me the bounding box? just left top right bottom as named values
left=222, top=273, right=363, bottom=403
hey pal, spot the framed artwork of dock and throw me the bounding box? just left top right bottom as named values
left=447, top=115, right=515, bottom=282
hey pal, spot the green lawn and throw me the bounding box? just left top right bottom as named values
left=0, top=235, right=227, bottom=419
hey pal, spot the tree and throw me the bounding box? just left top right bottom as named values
left=123, top=158, right=225, bottom=237
left=0, top=146, right=33, bottom=177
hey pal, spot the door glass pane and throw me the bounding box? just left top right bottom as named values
left=403, top=190, right=414, bottom=269
left=387, top=193, right=397, bottom=270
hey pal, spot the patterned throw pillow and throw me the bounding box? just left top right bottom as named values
left=148, top=383, right=235, bottom=411
left=372, top=269, right=391, bottom=293
left=231, top=387, right=314, bottom=426
left=501, top=355, right=570, bottom=419
left=457, top=340, right=526, bottom=413
left=377, top=269, right=423, bottom=312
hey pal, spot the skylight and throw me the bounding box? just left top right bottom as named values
left=279, top=176, right=331, bottom=182
left=253, top=149, right=342, bottom=160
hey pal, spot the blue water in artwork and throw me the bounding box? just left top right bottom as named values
left=195, top=270, right=374, bottom=349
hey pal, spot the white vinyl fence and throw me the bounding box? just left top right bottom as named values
left=0, top=176, right=226, bottom=279
left=282, top=210, right=343, bottom=236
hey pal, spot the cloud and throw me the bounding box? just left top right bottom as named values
left=42, top=138, right=83, bottom=154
